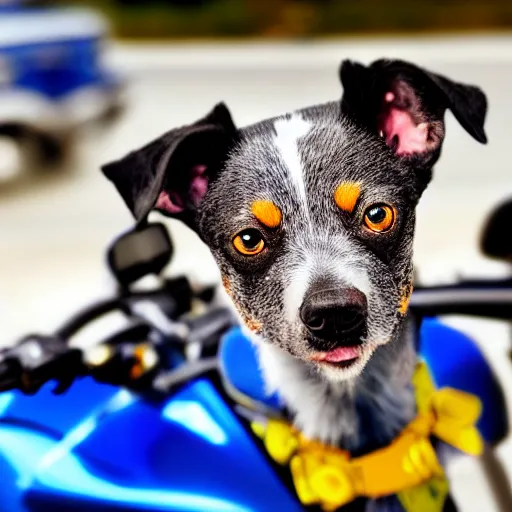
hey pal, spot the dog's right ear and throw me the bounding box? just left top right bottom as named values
left=339, top=59, right=487, bottom=191
left=102, top=103, right=238, bottom=225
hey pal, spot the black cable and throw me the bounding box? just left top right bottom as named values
left=55, top=298, right=125, bottom=340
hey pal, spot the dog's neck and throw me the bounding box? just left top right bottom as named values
left=256, top=320, right=418, bottom=455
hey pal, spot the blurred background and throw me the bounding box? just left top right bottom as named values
left=0, top=0, right=511, bottom=510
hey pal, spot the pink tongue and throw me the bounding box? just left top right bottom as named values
left=321, top=346, right=360, bottom=363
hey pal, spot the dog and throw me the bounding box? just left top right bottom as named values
left=102, top=58, right=487, bottom=511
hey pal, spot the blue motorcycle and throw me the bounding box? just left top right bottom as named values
left=0, top=200, right=511, bottom=511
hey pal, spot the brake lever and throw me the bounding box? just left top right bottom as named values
left=54, top=276, right=194, bottom=341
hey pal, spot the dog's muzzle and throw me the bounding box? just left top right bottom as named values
left=300, top=287, right=367, bottom=351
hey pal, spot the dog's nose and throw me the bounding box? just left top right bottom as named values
left=300, top=287, right=367, bottom=343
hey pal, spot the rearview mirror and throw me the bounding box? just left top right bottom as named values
left=107, top=222, right=173, bottom=287
left=480, top=198, right=512, bottom=262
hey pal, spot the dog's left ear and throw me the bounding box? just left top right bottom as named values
left=340, top=58, right=487, bottom=179
left=102, top=102, right=238, bottom=225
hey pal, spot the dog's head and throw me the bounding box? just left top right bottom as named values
left=103, top=59, right=487, bottom=382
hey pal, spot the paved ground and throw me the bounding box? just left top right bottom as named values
left=1, top=36, right=512, bottom=510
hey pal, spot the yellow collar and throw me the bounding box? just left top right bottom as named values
left=251, top=361, right=483, bottom=511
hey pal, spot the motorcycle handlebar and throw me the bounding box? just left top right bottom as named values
left=0, top=281, right=234, bottom=395
left=411, top=278, right=512, bottom=320
left=1, top=276, right=510, bottom=396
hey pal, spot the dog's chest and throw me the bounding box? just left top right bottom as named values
left=258, top=339, right=417, bottom=452
left=348, top=373, right=416, bottom=454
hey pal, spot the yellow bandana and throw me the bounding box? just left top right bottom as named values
left=251, top=361, right=483, bottom=511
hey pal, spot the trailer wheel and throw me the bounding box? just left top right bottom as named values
left=24, top=131, right=77, bottom=171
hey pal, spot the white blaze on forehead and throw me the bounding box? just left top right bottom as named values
left=273, top=114, right=311, bottom=224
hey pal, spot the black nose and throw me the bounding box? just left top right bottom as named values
left=300, top=287, right=367, bottom=344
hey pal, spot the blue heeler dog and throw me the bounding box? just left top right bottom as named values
left=102, top=58, right=488, bottom=511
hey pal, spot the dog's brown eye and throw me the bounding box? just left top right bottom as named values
left=364, top=204, right=396, bottom=233
left=233, top=228, right=265, bottom=256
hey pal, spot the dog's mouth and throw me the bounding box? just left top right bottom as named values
left=309, top=344, right=362, bottom=369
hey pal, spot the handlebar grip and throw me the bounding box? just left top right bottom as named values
left=411, top=287, right=512, bottom=320
left=0, top=358, right=22, bottom=392
left=0, top=335, right=84, bottom=394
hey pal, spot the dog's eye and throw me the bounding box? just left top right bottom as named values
left=233, top=228, right=266, bottom=255
left=363, top=204, right=396, bottom=233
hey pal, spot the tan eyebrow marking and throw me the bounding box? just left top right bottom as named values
left=251, top=200, right=282, bottom=228
left=334, top=182, right=361, bottom=213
